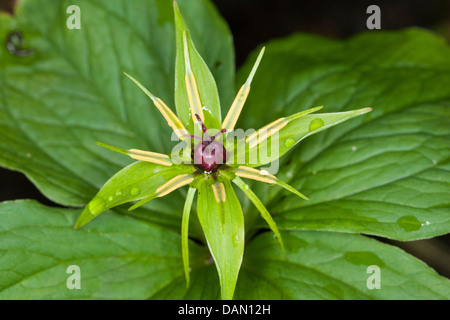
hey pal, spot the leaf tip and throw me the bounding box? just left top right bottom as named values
left=73, top=218, right=85, bottom=230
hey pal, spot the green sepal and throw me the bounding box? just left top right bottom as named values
left=182, top=186, right=197, bottom=288
left=196, top=176, right=244, bottom=300
left=75, top=161, right=194, bottom=229
left=226, top=107, right=372, bottom=168
left=173, top=1, right=222, bottom=132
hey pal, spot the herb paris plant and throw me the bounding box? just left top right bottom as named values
left=74, top=2, right=371, bottom=300
left=1, top=0, right=449, bottom=300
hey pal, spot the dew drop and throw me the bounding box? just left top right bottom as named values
left=130, top=187, right=141, bottom=196
left=115, top=189, right=122, bottom=196
left=344, top=251, right=385, bottom=267
left=397, top=215, right=422, bottom=232
left=108, top=195, right=114, bottom=202
left=284, top=138, right=296, bottom=148
left=308, top=118, right=324, bottom=132
left=88, top=198, right=106, bottom=216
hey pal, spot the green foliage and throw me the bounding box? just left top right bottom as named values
left=0, top=0, right=449, bottom=299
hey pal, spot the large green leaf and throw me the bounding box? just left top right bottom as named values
left=0, top=200, right=209, bottom=299
left=2, top=201, right=447, bottom=299
left=1, top=0, right=449, bottom=301
left=0, top=0, right=234, bottom=207
left=235, top=230, right=450, bottom=299
left=238, top=29, right=450, bottom=241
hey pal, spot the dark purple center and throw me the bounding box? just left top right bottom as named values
left=190, top=114, right=227, bottom=173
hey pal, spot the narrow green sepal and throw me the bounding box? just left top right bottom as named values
left=182, top=187, right=197, bottom=288
left=230, top=176, right=284, bottom=255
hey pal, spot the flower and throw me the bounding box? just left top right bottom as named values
left=74, top=2, right=371, bottom=300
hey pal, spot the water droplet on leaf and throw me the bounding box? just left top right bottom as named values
left=397, top=215, right=422, bottom=232
left=115, top=189, right=122, bottom=196
left=130, top=187, right=141, bottom=196
left=308, top=118, right=324, bottom=132
left=284, top=138, right=296, bottom=148
left=88, top=198, right=105, bottom=216
left=344, top=251, right=385, bottom=267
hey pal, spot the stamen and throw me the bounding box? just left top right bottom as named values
left=183, top=32, right=205, bottom=123
left=156, top=174, right=194, bottom=197
left=211, top=182, right=226, bottom=203
left=128, top=154, right=173, bottom=167
left=233, top=165, right=308, bottom=200
left=129, top=149, right=172, bottom=166
left=96, top=142, right=173, bottom=167
left=129, top=149, right=170, bottom=158
left=124, top=72, right=188, bottom=140
left=128, top=174, right=194, bottom=211
left=246, top=117, right=289, bottom=149
left=222, top=47, right=265, bottom=130
left=235, top=166, right=276, bottom=184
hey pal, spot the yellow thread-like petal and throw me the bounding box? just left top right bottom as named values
left=156, top=174, right=194, bottom=197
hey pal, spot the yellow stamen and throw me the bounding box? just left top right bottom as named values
left=129, top=149, right=169, bottom=158
left=222, top=84, right=250, bottom=130
left=246, top=117, right=289, bottom=149
left=124, top=72, right=188, bottom=140
left=156, top=174, right=194, bottom=197
left=235, top=172, right=275, bottom=184
left=183, top=32, right=204, bottom=122
left=152, top=97, right=189, bottom=140
left=222, top=47, right=265, bottom=130
left=211, top=182, right=226, bottom=203
left=237, top=166, right=276, bottom=179
left=129, top=154, right=173, bottom=167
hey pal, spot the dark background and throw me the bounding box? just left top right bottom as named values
left=1, top=0, right=450, bottom=279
